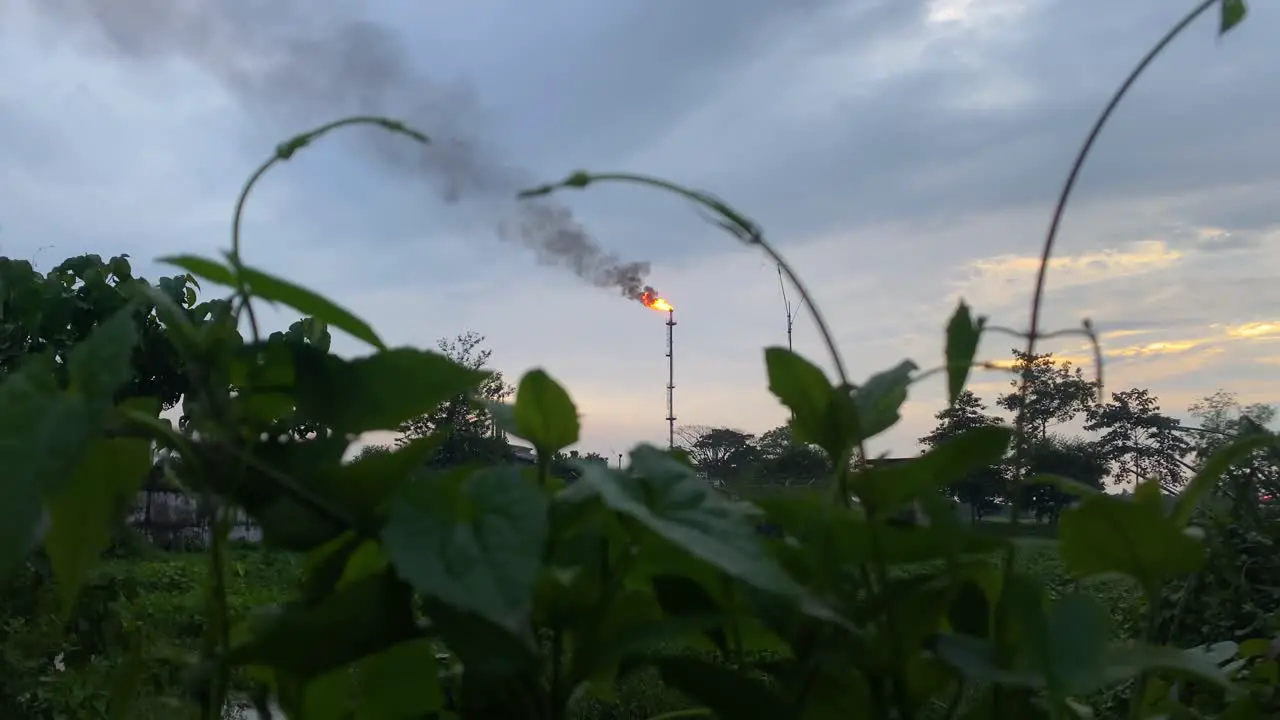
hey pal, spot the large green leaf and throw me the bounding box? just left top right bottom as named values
left=222, top=570, right=418, bottom=681
left=353, top=638, right=444, bottom=718
left=651, top=656, right=792, bottom=718
left=1103, top=643, right=1233, bottom=690
left=66, top=308, right=140, bottom=405
left=763, top=347, right=855, bottom=455
left=1043, top=592, right=1112, bottom=696
left=309, top=436, right=441, bottom=532
left=580, top=445, right=801, bottom=599
left=512, top=368, right=579, bottom=455
left=161, top=254, right=385, bottom=349
left=853, top=359, right=917, bottom=440
left=760, top=495, right=1006, bottom=569
left=1058, top=480, right=1203, bottom=596
left=1221, top=0, right=1248, bottom=34
left=382, top=465, right=548, bottom=638
left=1171, top=433, right=1272, bottom=526
left=293, top=347, right=488, bottom=434
left=0, top=362, right=97, bottom=576
left=944, top=300, right=985, bottom=404
left=854, top=426, right=1012, bottom=517
left=44, top=435, right=153, bottom=615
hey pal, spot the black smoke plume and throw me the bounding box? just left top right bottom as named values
left=22, top=0, right=657, bottom=302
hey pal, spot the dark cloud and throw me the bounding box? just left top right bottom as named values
left=20, top=0, right=675, bottom=303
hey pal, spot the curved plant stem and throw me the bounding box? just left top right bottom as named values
left=998, top=1, right=1220, bottom=712
left=519, top=171, right=866, bottom=506
left=229, top=115, right=429, bottom=343
left=519, top=172, right=848, bottom=387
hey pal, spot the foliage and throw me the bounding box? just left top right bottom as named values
left=1085, top=388, right=1191, bottom=490
left=920, top=390, right=1006, bottom=521
left=1022, top=435, right=1109, bottom=523
left=396, top=330, right=515, bottom=469
left=1, top=5, right=1274, bottom=718
left=995, top=350, right=1096, bottom=443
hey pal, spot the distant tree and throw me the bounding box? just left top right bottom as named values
left=397, top=331, right=513, bottom=468
left=1021, top=435, right=1107, bottom=524
left=580, top=451, right=610, bottom=466
left=349, top=443, right=392, bottom=463
left=755, top=422, right=829, bottom=486
left=0, top=253, right=200, bottom=407
left=675, top=425, right=759, bottom=483
left=1187, top=390, right=1278, bottom=505
left=996, top=350, right=1096, bottom=441
left=1084, top=387, right=1190, bottom=489
left=919, top=390, right=1006, bottom=521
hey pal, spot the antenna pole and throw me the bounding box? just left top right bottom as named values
left=666, top=309, right=676, bottom=450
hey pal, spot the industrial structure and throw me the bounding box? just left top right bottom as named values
left=665, top=308, right=676, bottom=449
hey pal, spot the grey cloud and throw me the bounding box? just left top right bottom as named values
left=588, top=0, right=1280, bottom=265
left=20, top=0, right=672, bottom=304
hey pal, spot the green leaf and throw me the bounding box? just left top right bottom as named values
left=1025, top=473, right=1101, bottom=499
left=239, top=264, right=385, bottom=350
left=353, top=638, right=444, bottom=718
left=760, top=496, right=1006, bottom=569
left=854, top=359, right=918, bottom=440
left=512, top=368, right=580, bottom=454
left=293, top=347, right=488, bottom=434
left=933, top=634, right=1045, bottom=688
left=945, top=300, right=985, bottom=404
left=1043, top=593, right=1112, bottom=695
left=0, top=363, right=98, bottom=576
left=44, top=435, right=153, bottom=616
left=161, top=254, right=386, bottom=349
left=381, top=465, right=548, bottom=638
left=1059, top=480, right=1204, bottom=596
left=651, top=656, right=792, bottom=719
left=159, top=254, right=237, bottom=286
left=309, top=436, right=441, bottom=532
left=854, top=426, right=1012, bottom=516
left=66, top=307, right=140, bottom=404
left=1221, top=0, right=1248, bottom=35
left=579, top=446, right=802, bottom=600
left=222, top=570, right=418, bottom=681
left=650, top=574, right=729, bottom=653
left=1104, top=643, right=1233, bottom=690
left=1171, top=433, right=1272, bottom=526
left=764, top=347, right=841, bottom=445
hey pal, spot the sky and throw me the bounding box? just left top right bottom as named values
left=3, top=0, right=1280, bottom=460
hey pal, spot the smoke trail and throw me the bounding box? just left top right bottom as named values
left=19, top=0, right=657, bottom=302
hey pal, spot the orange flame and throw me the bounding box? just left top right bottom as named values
left=640, top=290, right=674, bottom=313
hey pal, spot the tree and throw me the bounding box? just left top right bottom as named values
left=1187, top=390, right=1278, bottom=504
left=674, top=425, right=759, bottom=483
left=1084, top=387, right=1191, bottom=490
left=396, top=331, right=514, bottom=468
left=755, top=422, right=830, bottom=486
left=1021, top=435, right=1107, bottom=524
left=996, top=350, right=1096, bottom=442
left=919, top=390, right=1006, bottom=521
left=0, top=253, right=200, bottom=408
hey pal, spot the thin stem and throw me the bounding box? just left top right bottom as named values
left=1000, top=3, right=1219, bottom=712
left=229, top=116, right=429, bottom=344
left=1129, top=585, right=1165, bottom=720
left=520, top=171, right=869, bottom=503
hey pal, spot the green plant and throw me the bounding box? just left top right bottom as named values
left=1, top=2, right=1275, bottom=718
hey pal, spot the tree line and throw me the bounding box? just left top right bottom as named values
left=675, top=349, right=1277, bottom=523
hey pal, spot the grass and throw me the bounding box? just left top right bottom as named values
left=10, top=523, right=1145, bottom=719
